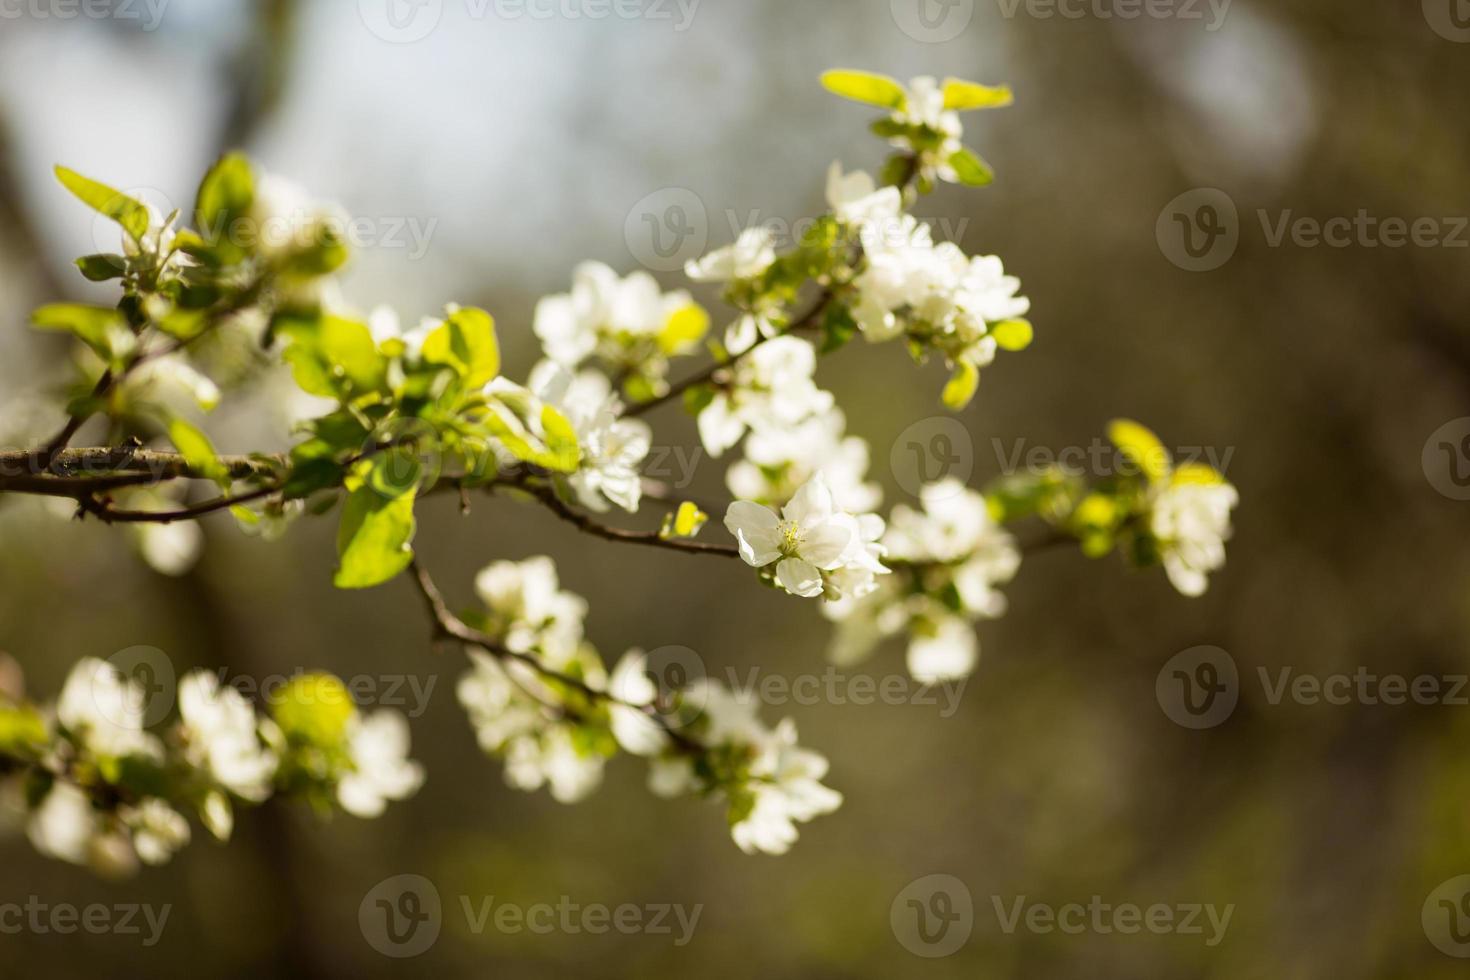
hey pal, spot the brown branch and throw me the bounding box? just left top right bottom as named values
left=79, top=485, right=279, bottom=525
left=407, top=561, right=703, bottom=752
left=622, top=294, right=828, bottom=420
left=524, top=482, right=740, bottom=559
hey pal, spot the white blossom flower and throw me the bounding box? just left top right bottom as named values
left=684, top=227, right=777, bottom=284
left=1150, top=479, right=1239, bottom=597
left=534, top=262, right=704, bottom=384
left=457, top=646, right=613, bottom=804
left=825, top=162, right=902, bottom=232
left=27, top=782, right=98, bottom=867
left=123, top=798, right=190, bottom=866
left=530, top=361, right=652, bottom=514
left=504, top=726, right=606, bottom=804
left=697, top=336, right=833, bottom=457
left=367, top=305, right=438, bottom=360
left=176, top=672, right=278, bottom=802
left=726, top=474, right=855, bottom=598
left=886, top=76, right=966, bottom=183
left=56, top=659, right=163, bottom=762
left=249, top=173, right=346, bottom=262
left=127, top=356, right=221, bottom=413
left=337, top=711, right=425, bottom=819
left=607, top=651, right=667, bottom=757
left=726, top=410, right=882, bottom=514
left=907, top=615, right=979, bottom=684
left=474, top=556, right=588, bottom=665
left=132, top=519, right=205, bottom=578
left=732, top=719, right=843, bottom=856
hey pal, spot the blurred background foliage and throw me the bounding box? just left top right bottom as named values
left=1, top=0, right=1467, bottom=976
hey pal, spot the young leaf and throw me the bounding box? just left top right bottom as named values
left=169, top=418, right=229, bottom=486
left=31, top=303, right=132, bottom=361
left=949, top=147, right=995, bottom=187
left=1108, top=419, right=1172, bottom=484
left=942, top=360, right=980, bottom=411
left=278, top=314, right=388, bottom=400
left=991, top=318, right=1033, bottom=351
left=422, top=307, right=500, bottom=386
left=820, top=69, right=907, bottom=110
left=54, top=166, right=150, bottom=242
left=194, top=153, right=255, bottom=264
left=334, top=487, right=417, bottom=589
left=657, top=304, right=710, bottom=355
left=942, top=78, right=1014, bottom=111
left=74, top=254, right=127, bottom=282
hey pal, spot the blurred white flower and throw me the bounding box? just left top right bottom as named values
left=337, top=711, right=425, bottom=819
left=177, top=672, right=277, bottom=802
left=1150, top=479, right=1239, bottom=597
left=696, top=336, right=833, bottom=458
left=684, top=227, right=777, bottom=284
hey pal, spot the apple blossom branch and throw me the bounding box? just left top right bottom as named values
left=407, top=560, right=705, bottom=754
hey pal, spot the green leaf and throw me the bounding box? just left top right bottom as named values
left=660, top=502, right=709, bottom=540
left=991, top=318, right=1033, bottom=351
left=657, top=304, right=709, bottom=355
left=169, top=418, right=229, bottom=486
left=194, top=153, right=255, bottom=265
left=422, top=306, right=500, bottom=386
left=278, top=314, right=388, bottom=400
left=820, top=70, right=907, bottom=110
left=74, top=254, right=127, bottom=282
left=683, top=383, right=717, bottom=416
left=334, top=487, right=417, bottom=589
left=1107, top=419, right=1171, bottom=484
left=365, top=448, right=424, bottom=499
left=54, top=166, right=150, bottom=242
left=942, top=360, right=980, bottom=410
left=31, top=303, right=132, bottom=361
left=942, top=78, right=1014, bottom=111
left=271, top=673, right=357, bottom=746
left=539, top=404, right=583, bottom=473
left=949, top=147, right=995, bottom=187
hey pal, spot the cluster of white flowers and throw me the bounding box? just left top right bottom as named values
left=885, top=76, right=966, bottom=183
left=529, top=361, right=652, bottom=514
left=1149, top=479, right=1240, bottom=598
left=534, top=261, right=706, bottom=395
left=725, top=472, right=889, bottom=601
left=452, top=556, right=843, bottom=854
left=725, top=409, right=881, bottom=515
left=851, top=215, right=1030, bottom=373
left=15, top=655, right=424, bottom=875
left=697, top=336, right=833, bottom=458
left=648, top=681, right=842, bottom=856
left=824, top=479, right=1020, bottom=683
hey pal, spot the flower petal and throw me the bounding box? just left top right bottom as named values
left=776, top=558, right=824, bottom=598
